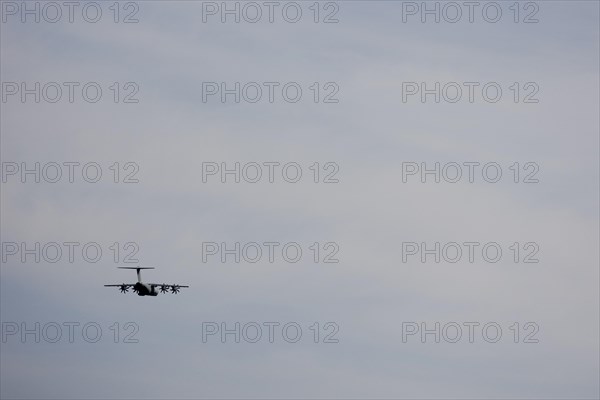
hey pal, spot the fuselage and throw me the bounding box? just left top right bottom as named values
left=134, top=282, right=158, bottom=296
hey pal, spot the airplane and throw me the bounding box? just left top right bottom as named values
left=104, top=267, right=189, bottom=296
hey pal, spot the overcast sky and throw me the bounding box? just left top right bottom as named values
left=1, top=1, right=599, bottom=399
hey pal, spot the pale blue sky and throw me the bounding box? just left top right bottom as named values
left=1, top=1, right=599, bottom=398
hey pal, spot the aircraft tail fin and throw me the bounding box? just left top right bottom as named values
left=117, top=266, right=155, bottom=282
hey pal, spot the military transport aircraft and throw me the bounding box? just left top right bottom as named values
left=105, top=267, right=189, bottom=296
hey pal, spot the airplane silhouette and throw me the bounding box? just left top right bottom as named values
left=104, top=267, right=189, bottom=296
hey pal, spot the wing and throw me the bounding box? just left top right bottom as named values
left=148, top=284, right=190, bottom=288
left=105, top=283, right=136, bottom=293
left=149, top=283, right=189, bottom=294
left=104, top=284, right=135, bottom=287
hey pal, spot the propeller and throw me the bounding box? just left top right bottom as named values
left=170, top=285, right=181, bottom=294
left=119, top=284, right=129, bottom=293
left=132, top=285, right=139, bottom=294
left=159, top=284, right=169, bottom=294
